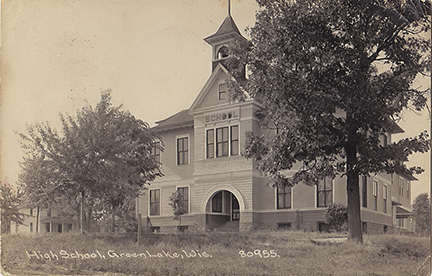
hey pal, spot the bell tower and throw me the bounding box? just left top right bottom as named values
left=203, top=1, right=247, bottom=71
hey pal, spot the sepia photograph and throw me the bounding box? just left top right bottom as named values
left=1, top=0, right=431, bottom=275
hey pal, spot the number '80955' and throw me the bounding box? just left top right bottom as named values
left=238, top=250, right=280, bottom=258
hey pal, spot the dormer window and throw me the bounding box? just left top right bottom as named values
left=379, top=133, right=388, bottom=147
left=217, top=46, right=229, bottom=59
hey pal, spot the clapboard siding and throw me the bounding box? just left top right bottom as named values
left=157, top=127, right=195, bottom=179
left=253, top=177, right=274, bottom=210
left=361, top=209, right=393, bottom=225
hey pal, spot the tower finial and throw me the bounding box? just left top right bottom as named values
left=228, top=0, right=231, bottom=16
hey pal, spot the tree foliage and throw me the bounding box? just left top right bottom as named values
left=412, top=193, right=430, bottom=236
left=169, top=192, right=186, bottom=228
left=227, top=0, right=430, bottom=242
left=18, top=91, right=162, bottom=232
left=322, top=203, right=348, bottom=232
left=0, top=181, right=25, bottom=234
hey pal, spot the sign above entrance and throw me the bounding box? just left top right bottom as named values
left=205, top=110, right=239, bottom=123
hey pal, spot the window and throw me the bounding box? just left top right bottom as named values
left=206, top=129, right=214, bottom=158
left=400, top=179, right=404, bottom=196
left=67, top=224, right=73, bottom=231
left=317, top=178, right=333, bottom=207
left=277, top=187, right=292, bottom=209
left=379, top=134, right=388, bottom=147
left=232, top=195, right=240, bottom=220
left=407, top=181, right=410, bottom=198
left=30, top=208, right=33, bottom=216
left=30, top=223, right=33, bottom=232
left=47, top=209, right=51, bottom=217
left=219, top=83, right=227, bottom=100
left=362, top=222, right=367, bottom=234
left=58, top=224, right=62, bottom=233
left=212, top=191, right=222, bottom=213
left=230, top=126, right=239, bottom=156
left=150, top=189, right=160, bottom=216
left=216, top=127, right=229, bottom=157
left=177, top=187, right=189, bottom=214
left=178, top=226, right=188, bottom=232
left=361, top=176, right=367, bottom=208
left=217, top=46, right=229, bottom=59
left=151, top=226, right=160, bottom=233
left=46, top=223, right=51, bottom=232
left=206, top=126, right=239, bottom=158
left=373, top=181, right=378, bottom=211
left=383, top=185, right=387, bottom=213
left=151, top=141, right=161, bottom=165
left=278, top=222, right=291, bottom=230
left=177, top=137, right=188, bottom=165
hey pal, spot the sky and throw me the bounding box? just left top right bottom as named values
left=1, top=0, right=430, bottom=203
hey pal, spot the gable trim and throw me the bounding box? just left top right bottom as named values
left=189, top=63, right=230, bottom=112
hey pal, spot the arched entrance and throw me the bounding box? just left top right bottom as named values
left=205, top=190, right=240, bottom=231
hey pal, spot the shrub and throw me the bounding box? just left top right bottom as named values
left=322, top=203, right=348, bottom=232
left=168, top=192, right=186, bottom=229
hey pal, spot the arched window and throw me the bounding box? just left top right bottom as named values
left=217, top=46, right=229, bottom=59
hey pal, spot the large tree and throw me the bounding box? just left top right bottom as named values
left=412, top=193, right=431, bottom=236
left=227, top=0, right=430, bottom=242
left=18, top=91, right=162, bottom=232
left=0, top=181, right=25, bottom=234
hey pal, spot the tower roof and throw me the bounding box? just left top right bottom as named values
left=204, top=15, right=245, bottom=45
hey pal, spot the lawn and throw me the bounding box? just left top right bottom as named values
left=1, top=230, right=430, bottom=275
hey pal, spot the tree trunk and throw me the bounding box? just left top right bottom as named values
left=86, top=209, right=92, bottom=232
left=103, top=203, right=108, bottom=233
left=36, top=206, right=39, bottom=233
left=111, top=203, right=116, bottom=233
left=80, top=190, right=85, bottom=234
left=347, top=169, right=363, bottom=243
left=345, top=140, right=363, bottom=243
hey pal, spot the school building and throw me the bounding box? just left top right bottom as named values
left=137, top=12, right=416, bottom=234
left=10, top=208, right=79, bottom=235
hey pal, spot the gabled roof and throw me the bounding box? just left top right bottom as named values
left=152, top=109, right=193, bottom=132
left=387, top=118, right=404, bottom=134
left=204, top=15, right=245, bottom=44
left=400, top=172, right=418, bottom=181
left=390, top=123, right=404, bottom=134
left=189, top=63, right=229, bottom=112
left=189, top=63, right=251, bottom=113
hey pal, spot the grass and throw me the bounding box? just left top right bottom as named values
left=1, top=230, right=430, bottom=275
